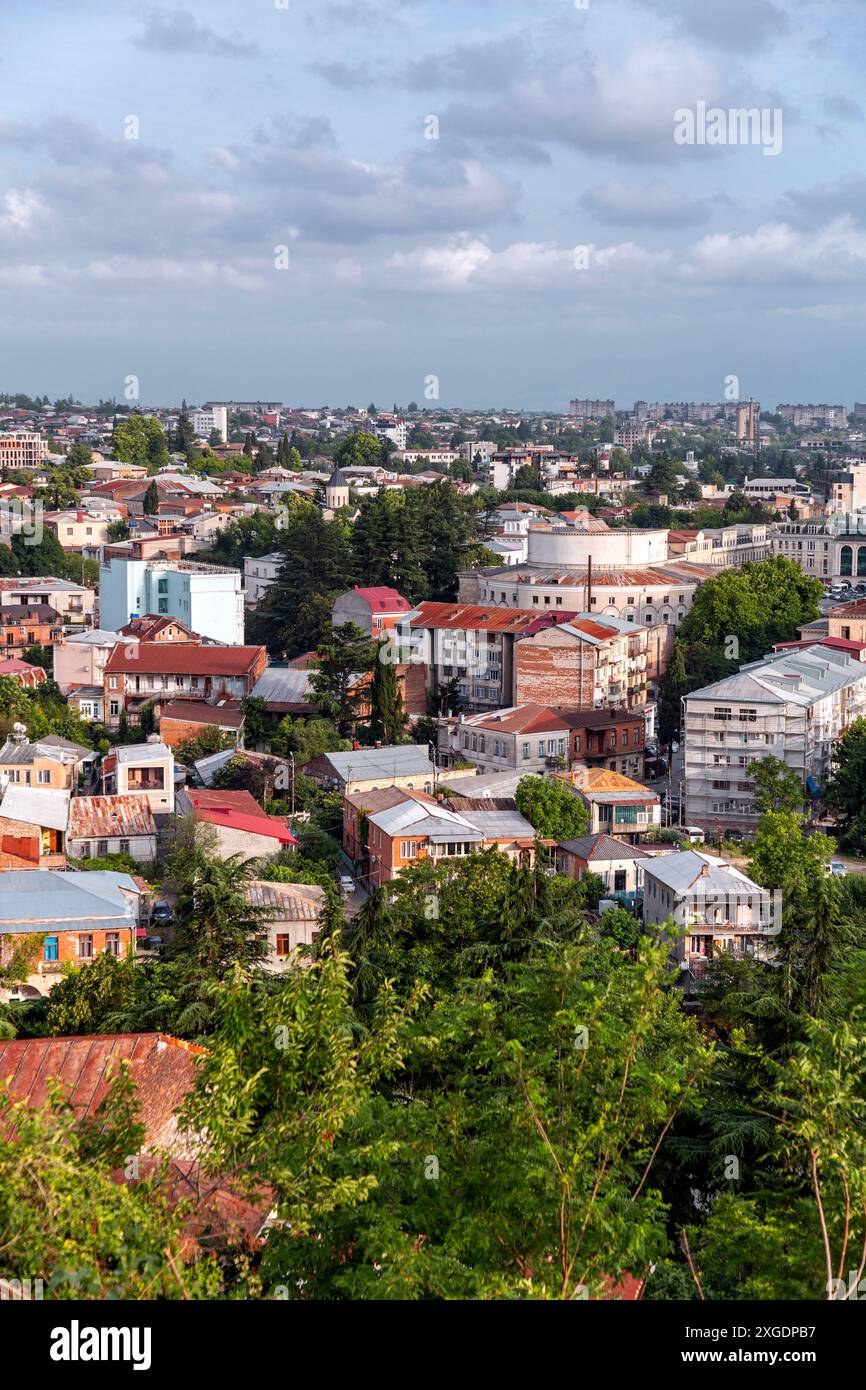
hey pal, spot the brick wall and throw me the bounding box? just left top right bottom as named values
left=515, top=628, right=597, bottom=707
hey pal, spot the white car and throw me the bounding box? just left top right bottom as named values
left=339, top=874, right=355, bottom=895
left=828, top=861, right=848, bottom=878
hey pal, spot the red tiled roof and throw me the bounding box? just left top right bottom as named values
left=104, top=642, right=265, bottom=676
left=411, top=601, right=580, bottom=633
left=161, top=700, right=244, bottom=728
left=470, top=704, right=572, bottom=735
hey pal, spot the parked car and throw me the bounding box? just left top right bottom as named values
left=339, top=874, right=355, bottom=896
left=829, top=861, right=848, bottom=877
left=137, top=935, right=163, bottom=954
left=151, top=900, right=172, bottom=924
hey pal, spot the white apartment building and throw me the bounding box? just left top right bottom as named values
left=192, top=406, right=228, bottom=443
left=99, top=556, right=244, bottom=644
left=0, top=432, right=48, bottom=471
left=683, top=645, right=866, bottom=832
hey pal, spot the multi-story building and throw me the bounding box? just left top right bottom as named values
left=243, top=552, right=284, bottom=605
left=567, top=767, right=661, bottom=841
left=0, top=603, right=62, bottom=657
left=102, top=642, right=267, bottom=731
left=683, top=645, right=866, bottom=832
left=438, top=704, right=648, bottom=779
left=666, top=524, right=770, bottom=567
left=0, top=577, right=93, bottom=625
left=0, top=725, right=90, bottom=791
left=343, top=786, right=536, bottom=888
left=642, top=850, right=773, bottom=973
left=0, top=431, right=48, bottom=471
left=777, top=404, right=848, bottom=429
left=568, top=399, right=615, bottom=419
left=736, top=399, right=760, bottom=445
left=772, top=515, right=866, bottom=583
left=192, top=406, right=228, bottom=443
left=0, top=869, right=143, bottom=1000
left=404, top=602, right=668, bottom=714
left=99, top=555, right=244, bottom=644
left=53, top=628, right=130, bottom=696
left=557, top=832, right=655, bottom=909
left=102, top=741, right=175, bottom=814
left=44, top=510, right=113, bottom=551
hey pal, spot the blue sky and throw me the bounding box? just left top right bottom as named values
left=1, top=0, right=865, bottom=409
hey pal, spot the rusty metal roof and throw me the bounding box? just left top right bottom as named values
left=104, top=642, right=265, bottom=676
left=68, top=795, right=157, bottom=840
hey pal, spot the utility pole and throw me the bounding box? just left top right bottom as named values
left=289, top=751, right=295, bottom=816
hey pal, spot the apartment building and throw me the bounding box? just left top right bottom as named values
left=343, top=786, right=536, bottom=888
left=404, top=602, right=664, bottom=714
left=0, top=431, right=48, bottom=471
left=99, top=554, right=244, bottom=644
left=667, top=524, right=770, bottom=567
left=53, top=628, right=129, bottom=695
left=776, top=404, right=848, bottom=429
left=0, top=603, right=62, bottom=657
left=44, top=510, right=112, bottom=550
left=0, top=725, right=91, bottom=791
left=102, top=642, right=267, bottom=730
left=683, top=645, right=866, bottom=832
left=192, top=406, right=228, bottom=442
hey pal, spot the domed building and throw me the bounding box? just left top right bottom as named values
left=461, top=511, right=718, bottom=629
left=324, top=466, right=350, bottom=511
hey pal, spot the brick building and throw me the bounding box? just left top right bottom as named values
left=102, top=642, right=267, bottom=729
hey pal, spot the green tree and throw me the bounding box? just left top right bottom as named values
left=825, top=718, right=866, bottom=848
left=515, top=775, right=590, bottom=842
left=370, top=640, right=406, bottom=744
left=309, top=623, right=377, bottom=735
left=112, top=415, right=170, bottom=470
left=751, top=756, right=805, bottom=815
left=142, top=480, right=160, bottom=515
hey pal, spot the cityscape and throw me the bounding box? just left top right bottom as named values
left=2, top=0, right=866, bottom=1358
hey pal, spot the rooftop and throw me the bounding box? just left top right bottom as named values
left=321, top=745, right=433, bottom=782
left=104, top=642, right=264, bottom=677
left=68, top=795, right=157, bottom=841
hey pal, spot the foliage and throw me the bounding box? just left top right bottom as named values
left=515, top=775, right=590, bottom=842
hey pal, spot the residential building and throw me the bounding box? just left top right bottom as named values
left=243, top=552, right=283, bottom=605
left=666, top=524, right=770, bottom=567
left=192, top=406, right=228, bottom=443
left=159, top=700, right=244, bottom=751
left=405, top=602, right=666, bottom=714
left=175, top=788, right=297, bottom=859
left=0, top=657, right=46, bottom=690
left=102, top=741, right=175, bottom=814
left=99, top=555, right=244, bottom=644
left=118, top=613, right=201, bottom=643
left=0, top=577, right=93, bottom=625
left=343, top=786, right=536, bottom=888
left=0, top=870, right=143, bottom=1000
left=0, top=431, right=48, bottom=471
left=0, top=785, right=69, bottom=865
left=556, top=832, right=656, bottom=909
left=331, top=586, right=413, bottom=636
left=303, top=744, right=436, bottom=797
left=247, top=879, right=327, bottom=969
left=44, top=510, right=112, bottom=550
left=0, top=603, right=62, bottom=657
left=102, top=642, right=267, bottom=729
left=683, top=645, right=866, bottom=831
left=568, top=399, right=615, bottom=419
left=776, top=404, right=847, bottom=429
left=0, top=725, right=91, bottom=791
left=67, top=795, right=158, bottom=863
left=53, top=628, right=130, bottom=696
left=771, top=515, right=866, bottom=582
left=565, top=767, right=662, bottom=841
left=642, top=849, right=773, bottom=973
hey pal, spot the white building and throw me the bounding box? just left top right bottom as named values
left=102, top=741, right=175, bottom=815
left=244, top=552, right=284, bottom=605
left=643, top=849, right=773, bottom=969
left=99, top=556, right=244, bottom=644
left=683, top=645, right=866, bottom=832
left=192, top=406, right=228, bottom=443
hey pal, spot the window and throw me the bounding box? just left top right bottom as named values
left=614, top=869, right=627, bottom=893
left=841, top=545, right=853, bottom=576
left=522, top=742, right=530, bottom=759
left=573, top=735, right=581, bottom=753
left=44, top=936, right=58, bottom=962
left=538, top=741, right=545, bottom=757
left=275, top=934, right=291, bottom=958
left=401, top=840, right=418, bottom=859
left=37, top=769, right=51, bottom=785
left=713, top=707, right=732, bottom=722
left=105, top=932, right=121, bottom=957
left=738, top=708, right=757, bottom=723
left=97, top=840, right=108, bottom=857
left=119, top=839, right=130, bottom=855
left=79, top=934, right=94, bottom=959
left=109, top=701, right=119, bottom=717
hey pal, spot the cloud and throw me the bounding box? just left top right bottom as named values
left=134, top=8, right=259, bottom=58
left=634, top=0, right=789, bottom=51
left=580, top=179, right=713, bottom=227
left=779, top=174, right=866, bottom=225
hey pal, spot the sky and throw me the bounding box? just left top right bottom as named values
left=1, top=0, right=865, bottom=410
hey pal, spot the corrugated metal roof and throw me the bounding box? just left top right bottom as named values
left=559, top=833, right=653, bottom=860
left=68, top=795, right=156, bottom=840
left=0, top=785, right=70, bottom=831
left=0, top=868, right=141, bottom=932
left=324, top=746, right=433, bottom=781
left=245, top=879, right=326, bottom=919
left=105, top=643, right=264, bottom=676
left=644, top=850, right=762, bottom=896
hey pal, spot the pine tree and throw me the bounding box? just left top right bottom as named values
left=143, top=480, right=160, bottom=515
